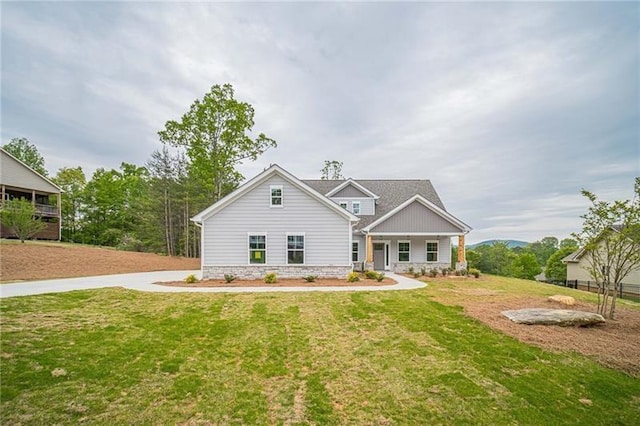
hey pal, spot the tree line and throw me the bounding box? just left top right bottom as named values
left=2, top=84, right=276, bottom=257
left=459, top=237, right=578, bottom=282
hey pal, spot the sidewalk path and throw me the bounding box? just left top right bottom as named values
left=0, top=271, right=425, bottom=298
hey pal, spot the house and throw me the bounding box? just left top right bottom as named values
left=0, top=147, right=62, bottom=240
left=191, top=164, right=471, bottom=279
left=563, top=226, right=640, bottom=286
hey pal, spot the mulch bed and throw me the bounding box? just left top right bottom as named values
left=156, top=277, right=397, bottom=288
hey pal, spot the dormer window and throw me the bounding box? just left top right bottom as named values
left=352, top=201, right=360, bottom=215
left=270, top=185, right=283, bottom=207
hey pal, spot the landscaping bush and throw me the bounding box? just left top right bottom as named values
left=184, top=274, right=199, bottom=284
left=347, top=271, right=360, bottom=282
left=224, top=274, right=237, bottom=283
left=420, top=267, right=427, bottom=276
left=413, top=272, right=421, bottom=278
left=469, top=268, right=481, bottom=278
left=375, top=272, right=385, bottom=282
left=430, top=268, right=439, bottom=278
left=303, top=275, right=318, bottom=283
left=441, top=267, right=450, bottom=276
left=264, top=272, right=277, bottom=284
left=364, top=270, right=378, bottom=280
left=408, top=266, right=415, bottom=274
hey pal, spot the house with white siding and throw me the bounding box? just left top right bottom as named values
left=192, top=164, right=471, bottom=279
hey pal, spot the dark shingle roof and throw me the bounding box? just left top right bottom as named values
left=302, top=179, right=445, bottom=229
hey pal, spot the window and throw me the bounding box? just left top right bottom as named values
left=287, top=235, right=304, bottom=264
left=352, top=201, right=360, bottom=214
left=398, top=241, right=410, bottom=262
left=426, top=241, right=439, bottom=262
left=270, top=185, right=283, bottom=207
left=352, top=242, right=359, bottom=262
left=339, top=202, right=348, bottom=209
left=249, top=235, right=266, bottom=264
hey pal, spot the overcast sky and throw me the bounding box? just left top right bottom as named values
left=2, top=2, right=638, bottom=244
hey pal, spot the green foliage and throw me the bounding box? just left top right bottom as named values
left=52, top=167, right=86, bottom=242
left=375, top=272, right=385, bottom=282
left=0, top=198, right=47, bottom=242
left=364, top=270, right=378, bottom=279
left=469, top=268, right=481, bottom=278
left=441, top=267, right=450, bottom=276
left=420, top=267, right=427, bottom=276
left=525, top=236, right=559, bottom=266
left=2, top=137, right=48, bottom=176
left=573, top=178, right=640, bottom=319
left=429, top=268, right=439, bottom=278
left=408, top=266, right=414, bottom=274
left=320, top=160, right=344, bottom=180
left=224, top=274, right=237, bottom=283
left=264, top=272, right=277, bottom=284
left=474, top=242, right=516, bottom=276
left=347, top=271, right=360, bottom=282
left=184, top=274, right=199, bottom=284
left=465, top=249, right=481, bottom=270
left=303, top=275, right=318, bottom=283
left=116, top=234, right=145, bottom=252
left=510, top=253, right=542, bottom=280
left=545, top=246, right=577, bottom=282
left=158, top=83, right=276, bottom=200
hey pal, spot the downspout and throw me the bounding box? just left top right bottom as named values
left=192, top=220, right=203, bottom=279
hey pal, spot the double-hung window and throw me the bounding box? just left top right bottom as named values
left=398, top=241, right=410, bottom=262
left=287, top=235, right=305, bottom=264
left=270, top=185, right=283, bottom=207
left=426, top=241, right=439, bottom=262
left=249, top=235, right=266, bottom=264
left=352, top=201, right=360, bottom=214
left=352, top=242, right=359, bottom=262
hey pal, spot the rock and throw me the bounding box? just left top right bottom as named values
left=501, top=308, right=605, bottom=327
left=548, top=295, right=576, bottom=306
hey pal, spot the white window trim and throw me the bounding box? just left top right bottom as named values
left=426, top=240, right=439, bottom=263
left=352, top=241, right=359, bottom=262
left=352, top=201, right=360, bottom=215
left=398, top=240, right=411, bottom=263
left=248, top=233, right=267, bottom=265
left=270, top=184, right=283, bottom=208
left=286, top=232, right=305, bottom=265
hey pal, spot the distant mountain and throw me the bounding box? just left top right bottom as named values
left=468, top=240, right=529, bottom=249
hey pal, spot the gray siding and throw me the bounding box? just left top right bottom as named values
left=203, top=175, right=351, bottom=266
left=0, top=150, right=60, bottom=193
left=352, top=234, right=365, bottom=262
left=371, top=201, right=462, bottom=233
left=330, top=197, right=375, bottom=216
left=332, top=184, right=370, bottom=198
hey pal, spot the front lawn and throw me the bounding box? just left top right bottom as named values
left=1, top=285, right=639, bottom=424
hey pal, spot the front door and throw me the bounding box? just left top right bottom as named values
left=373, top=243, right=385, bottom=270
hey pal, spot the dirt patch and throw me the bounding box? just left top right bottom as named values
left=433, top=292, right=640, bottom=377
left=0, top=241, right=199, bottom=282
left=156, top=277, right=397, bottom=288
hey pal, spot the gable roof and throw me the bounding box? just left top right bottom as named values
left=191, top=164, right=360, bottom=223
left=303, top=179, right=449, bottom=229
left=0, top=147, right=62, bottom=193
left=562, top=225, right=631, bottom=264
left=363, top=194, right=472, bottom=234
left=325, top=178, right=379, bottom=199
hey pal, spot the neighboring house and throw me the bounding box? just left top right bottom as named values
left=192, top=164, right=471, bottom=279
left=563, top=227, right=640, bottom=285
left=0, top=147, right=62, bottom=240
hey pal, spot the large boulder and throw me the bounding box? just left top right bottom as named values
left=548, top=295, right=576, bottom=306
left=502, top=308, right=605, bottom=327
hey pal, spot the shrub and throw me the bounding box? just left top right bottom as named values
left=303, top=275, right=318, bottom=283
left=430, top=268, right=439, bottom=278
left=408, top=266, right=415, bottom=274
left=347, top=271, right=360, bottom=283
left=184, top=274, right=199, bottom=284
left=420, top=267, right=427, bottom=276
left=116, top=233, right=145, bottom=252
left=413, top=272, right=421, bottom=278
left=459, top=268, right=468, bottom=276
left=364, top=270, right=378, bottom=280
left=469, top=268, right=481, bottom=278
left=441, top=267, right=450, bottom=276
left=224, top=274, right=237, bottom=283
left=264, top=272, right=277, bottom=284
left=375, top=272, right=385, bottom=282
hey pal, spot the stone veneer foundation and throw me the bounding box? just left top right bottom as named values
left=202, top=265, right=353, bottom=280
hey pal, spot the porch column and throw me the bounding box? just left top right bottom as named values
left=366, top=234, right=373, bottom=263
left=32, top=189, right=36, bottom=207
left=457, top=235, right=466, bottom=264
left=1, top=184, right=4, bottom=208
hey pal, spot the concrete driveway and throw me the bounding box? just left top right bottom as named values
left=0, top=271, right=425, bottom=298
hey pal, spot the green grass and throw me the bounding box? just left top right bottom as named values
left=1, top=284, right=639, bottom=424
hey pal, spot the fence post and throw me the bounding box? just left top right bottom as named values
left=587, top=281, right=590, bottom=293
left=620, top=283, right=623, bottom=299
